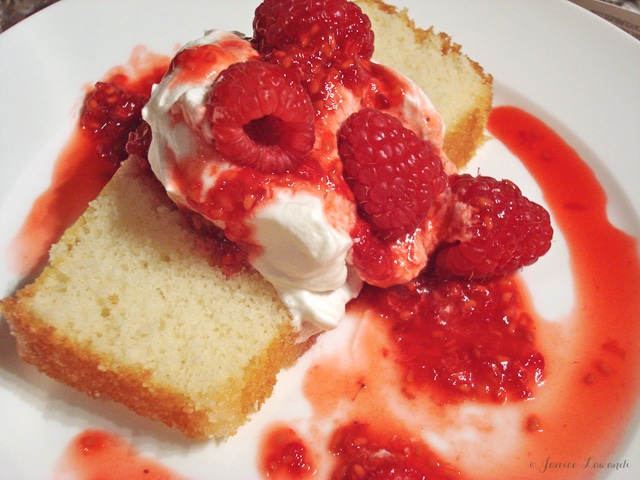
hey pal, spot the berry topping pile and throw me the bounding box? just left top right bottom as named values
left=338, top=108, right=447, bottom=240
left=434, top=174, right=553, bottom=279
left=208, top=61, right=315, bottom=174
left=79, top=0, right=553, bottom=292
left=142, top=0, right=553, bottom=286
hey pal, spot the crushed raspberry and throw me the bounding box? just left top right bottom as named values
left=434, top=174, right=553, bottom=279
left=329, top=422, right=460, bottom=480
left=125, top=121, right=152, bottom=160
left=349, top=223, right=396, bottom=285
left=260, top=426, right=315, bottom=479
left=207, top=60, right=315, bottom=173
left=81, top=81, right=148, bottom=166
left=360, top=275, right=545, bottom=403
left=338, top=108, right=447, bottom=240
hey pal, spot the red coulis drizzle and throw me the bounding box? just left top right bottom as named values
left=6, top=49, right=637, bottom=478
left=54, top=430, right=187, bottom=480
left=486, top=106, right=640, bottom=472
left=328, top=421, right=459, bottom=480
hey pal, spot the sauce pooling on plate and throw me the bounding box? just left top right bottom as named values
left=54, top=430, right=188, bottom=480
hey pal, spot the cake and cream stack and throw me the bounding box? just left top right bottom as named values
left=0, top=0, right=527, bottom=440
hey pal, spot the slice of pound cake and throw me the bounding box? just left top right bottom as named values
left=0, top=0, right=493, bottom=439
left=1, top=157, right=313, bottom=439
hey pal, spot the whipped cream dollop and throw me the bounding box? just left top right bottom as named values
left=143, top=30, right=449, bottom=335
left=251, top=191, right=359, bottom=332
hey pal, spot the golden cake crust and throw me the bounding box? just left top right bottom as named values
left=2, top=280, right=312, bottom=438
left=2, top=287, right=211, bottom=436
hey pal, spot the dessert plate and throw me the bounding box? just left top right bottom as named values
left=1, top=0, right=639, bottom=478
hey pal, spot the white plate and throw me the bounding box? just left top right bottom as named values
left=1, top=0, right=639, bottom=478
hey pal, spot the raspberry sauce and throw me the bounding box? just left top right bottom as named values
left=487, top=106, right=640, bottom=471
left=54, top=430, right=188, bottom=480
left=259, top=424, right=317, bottom=479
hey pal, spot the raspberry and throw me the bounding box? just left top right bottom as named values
left=338, top=108, right=447, bottom=240
left=208, top=60, right=315, bottom=174
left=81, top=81, right=148, bottom=166
left=252, top=0, right=374, bottom=63
left=435, top=174, right=553, bottom=279
left=252, top=0, right=374, bottom=94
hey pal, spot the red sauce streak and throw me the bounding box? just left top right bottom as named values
left=54, top=430, right=188, bottom=480
left=488, top=106, right=640, bottom=469
left=328, top=421, right=459, bottom=480
left=8, top=47, right=170, bottom=278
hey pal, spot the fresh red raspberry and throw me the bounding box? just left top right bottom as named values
left=338, top=108, right=448, bottom=240
left=252, top=0, right=374, bottom=94
left=81, top=81, right=148, bottom=166
left=207, top=60, right=315, bottom=173
left=252, top=0, right=374, bottom=62
left=435, top=174, right=553, bottom=279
